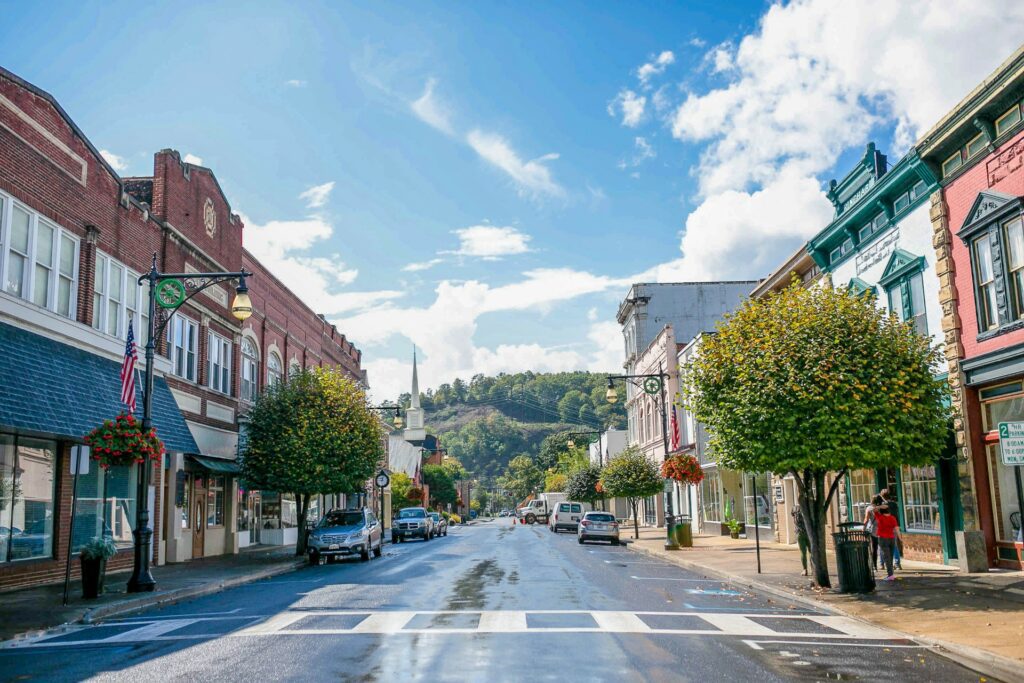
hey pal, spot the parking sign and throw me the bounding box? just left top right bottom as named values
left=996, top=422, right=1024, bottom=465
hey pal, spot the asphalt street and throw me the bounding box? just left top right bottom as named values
left=0, top=520, right=995, bottom=682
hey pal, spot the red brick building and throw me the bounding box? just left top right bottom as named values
left=0, top=67, right=364, bottom=590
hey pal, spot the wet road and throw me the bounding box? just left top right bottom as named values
left=0, top=520, right=993, bottom=681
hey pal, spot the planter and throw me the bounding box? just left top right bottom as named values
left=729, top=531, right=740, bottom=539
left=80, top=556, right=106, bottom=599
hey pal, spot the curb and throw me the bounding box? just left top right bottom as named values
left=625, top=541, right=1024, bottom=683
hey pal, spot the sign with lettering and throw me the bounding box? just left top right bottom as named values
left=997, top=422, right=1024, bottom=465
left=773, top=484, right=784, bottom=504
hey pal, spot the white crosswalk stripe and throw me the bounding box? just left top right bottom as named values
left=8, top=610, right=903, bottom=647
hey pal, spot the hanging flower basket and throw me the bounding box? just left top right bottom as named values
left=595, top=480, right=604, bottom=494
left=83, top=412, right=165, bottom=470
left=661, top=454, right=704, bottom=485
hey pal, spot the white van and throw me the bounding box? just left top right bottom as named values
left=517, top=492, right=567, bottom=524
left=549, top=501, right=592, bottom=533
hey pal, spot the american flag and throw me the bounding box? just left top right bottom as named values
left=121, top=319, right=138, bottom=413
left=669, top=404, right=681, bottom=452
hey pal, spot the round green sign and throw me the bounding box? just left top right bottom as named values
left=155, top=279, right=186, bottom=309
left=643, top=376, right=662, bottom=395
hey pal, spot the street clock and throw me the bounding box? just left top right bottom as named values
left=375, top=471, right=390, bottom=488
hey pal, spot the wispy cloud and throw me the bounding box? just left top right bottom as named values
left=607, top=89, right=646, bottom=127
left=466, top=130, right=565, bottom=199
left=402, top=258, right=444, bottom=272
left=284, top=79, right=308, bottom=88
left=637, top=50, right=675, bottom=87
left=411, top=77, right=454, bottom=135
left=299, top=181, right=335, bottom=209
left=619, top=136, right=656, bottom=170
left=100, top=149, right=127, bottom=172
left=182, top=153, right=203, bottom=166
left=448, top=225, right=532, bottom=260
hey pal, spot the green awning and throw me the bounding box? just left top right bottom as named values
left=191, top=455, right=241, bottom=474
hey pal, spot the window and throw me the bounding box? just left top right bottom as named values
left=1, top=198, right=78, bottom=317
left=70, top=458, right=138, bottom=550
left=910, top=180, right=927, bottom=200
left=893, top=192, right=910, bottom=214
left=858, top=224, right=872, bottom=242
left=169, top=315, right=199, bottom=381
left=181, top=474, right=191, bottom=530
left=887, top=273, right=928, bottom=337
left=0, top=434, right=56, bottom=562
left=847, top=469, right=875, bottom=524
left=700, top=469, right=722, bottom=523
left=289, top=361, right=301, bottom=378
left=207, top=332, right=232, bottom=395
left=93, top=253, right=147, bottom=344
left=942, top=151, right=963, bottom=177
left=829, top=246, right=841, bottom=264
left=995, top=104, right=1022, bottom=137
left=207, top=476, right=225, bottom=526
left=1003, top=217, right=1024, bottom=320
left=974, top=237, right=999, bottom=332
left=241, top=338, right=259, bottom=402
left=966, top=133, right=987, bottom=159
left=267, top=351, right=283, bottom=387
left=841, top=238, right=853, bottom=255
left=900, top=465, right=939, bottom=533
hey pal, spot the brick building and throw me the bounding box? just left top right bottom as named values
left=0, top=67, right=363, bottom=590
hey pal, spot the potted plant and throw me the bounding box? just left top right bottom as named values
left=83, top=412, right=164, bottom=471
left=80, top=536, right=117, bottom=599
left=725, top=517, right=744, bottom=539
left=660, top=454, right=705, bottom=485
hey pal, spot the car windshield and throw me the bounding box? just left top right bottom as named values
left=398, top=509, right=426, bottom=519
left=586, top=513, right=615, bottom=522
left=429, top=513, right=440, bottom=520
left=319, top=511, right=364, bottom=527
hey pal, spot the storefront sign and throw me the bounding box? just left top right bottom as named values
left=773, top=484, right=784, bottom=504
left=997, top=422, right=1024, bottom=465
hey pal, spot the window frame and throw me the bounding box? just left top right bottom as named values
left=207, top=475, right=225, bottom=528
left=168, top=315, right=199, bottom=382
left=240, top=338, right=259, bottom=402
left=267, top=351, right=283, bottom=388
left=961, top=198, right=1024, bottom=338
left=0, top=433, right=58, bottom=563
left=93, top=252, right=147, bottom=343
left=965, top=132, right=987, bottom=160
left=899, top=464, right=941, bottom=534
left=995, top=103, right=1022, bottom=137
left=880, top=251, right=929, bottom=338
left=941, top=151, right=963, bottom=177
left=207, top=330, right=232, bottom=395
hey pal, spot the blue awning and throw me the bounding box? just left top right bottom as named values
left=0, top=321, right=199, bottom=453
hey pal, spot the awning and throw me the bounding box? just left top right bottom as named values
left=190, top=455, right=240, bottom=474
left=0, top=321, right=199, bottom=453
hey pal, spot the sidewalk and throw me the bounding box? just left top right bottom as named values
left=626, top=528, right=1024, bottom=680
left=0, top=545, right=305, bottom=643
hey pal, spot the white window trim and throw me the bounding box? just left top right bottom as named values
left=241, top=339, right=259, bottom=402
left=267, top=351, right=283, bottom=387
left=207, top=330, right=232, bottom=395
left=93, top=251, right=147, bottom=342
left=0, top=192, right=80, bottom=319
left=169, top=315, right=199, bottom=382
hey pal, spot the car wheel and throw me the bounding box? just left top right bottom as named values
left=373, top=540, right=383, bottom=558
left=361, top=546, right=370, bottom=562
left=577, top=536, right=584, bottom=544
left=525, top=513, right=536, bottom=525
left=308, top=551, right=320, bottom=566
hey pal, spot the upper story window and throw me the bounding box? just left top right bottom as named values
left=0, top=195, right=79, bottom=319
left=168, top=315, right=198, bottom=382
left=207, top=331, right=232, bottom=395
left=879, top=249, right=929, bottom=338
left=959, top=191, right=1024, bottom=337
left=267, top=351, right=283, bottom=387
left=995, top=102, right=1023, bottom=137
left=974, top=237, right=999, bottom=331
left=289, top=361, right=302, bottom=378
left=942, top=133, right=992, bottom=179
left=93, top=253, right=149, bottom=346
left=241, top=338, right=259, bottom=402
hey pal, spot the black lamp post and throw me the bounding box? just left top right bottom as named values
left=127, top=254, right=253, bottom=593
left=565, top=430, right=603, bottom=450
left=369, top=405, right=403, bottom=429
left=606, top=366, right=679, bottom=550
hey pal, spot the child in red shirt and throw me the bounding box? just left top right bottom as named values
left=875, top=505, right=901, bottom=581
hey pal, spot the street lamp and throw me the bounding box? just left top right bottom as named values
left=606, top=368, right=679, bottom=551
left=566, top=430, right=603, bottom=449
left=128, top=254, right=253, bottom=593
left=369, top=405, right=403, bottom=429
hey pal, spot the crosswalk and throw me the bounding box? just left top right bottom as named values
left=8, top=610, right=900, bottom=648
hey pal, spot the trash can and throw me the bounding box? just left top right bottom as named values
left=832, top=522, right=875, bottom=593
left=674, top=515, right=693, bottom=548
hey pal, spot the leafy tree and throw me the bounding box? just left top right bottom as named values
left=566, top=464, right=603, bottom=505
left=558, top=390, right=587, bottom=423
left=390, top=472, right=416, bottom=515
left=600, top=446, right=663, bottom=539
left=683, top=282, right=948, bottom=588
left=498, top=455, right=544, bottom=503
left=422, top=464, right=458, bottom=509
left=242, top=368, right=383, bottom=556
left=545, top=471, right=568, bottom=492
left=537, top=430, right=576, bottom=471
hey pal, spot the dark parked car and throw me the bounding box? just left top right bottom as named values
left=307, top=508, right=383, bottom=565
left=392, top=507, right=434, bottom=542
left=429, top=512, right=448, bottom=537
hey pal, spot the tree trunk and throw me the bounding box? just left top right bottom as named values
left=295, top=493, right=310, bottom=556
left=630, top=498, right=640, bottom=539
left=793, top=468, right=831, bottom=589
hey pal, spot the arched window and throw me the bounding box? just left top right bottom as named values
left=267, top=351, right=283, bottom=388
left=289, top=360, right=301, bottom=379
left=241, top=338, right=259, bottom=401
left=639, top=404, right=646, bottom=443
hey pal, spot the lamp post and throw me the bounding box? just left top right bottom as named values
left=606, top=366, right=679, bottom=550
left=127, top=254, right=253, bottom=593
left=369, top=405, right=403, bottom=429
left=565, top=430, right=603, bottom=450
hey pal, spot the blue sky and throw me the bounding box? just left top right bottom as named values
left=2, top=1, right=1022, bottom=399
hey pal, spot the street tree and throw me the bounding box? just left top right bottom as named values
left=390, top=472, right=416, bottom=514
left=422, top=464, right=459, bottom=509
left=565, top=464, right=603, bottom=506
left=498, top=454, right=544, bottom=503
left=544, top=471, right=568, bottom=492
left=682, top=281, right=948, bottom=588
left=600, top=447, right=663, bottom=539
left=242, top=368, right=383, bottom=556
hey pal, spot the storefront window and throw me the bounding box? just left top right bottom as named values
left=207, top=476, right=225, bottom=527
left=70, top=459, right=138, bottom=551
left=987, top=445, right=1022, bottom=542
left=742, top=472, right=772, bottom=528
left=900, top=465, right=939, bottom=533
left=104, top=464, right=137, bottom=546
left=0, top=436, right=56, bottom=562
left=700, top=469, right=722, bottom=523
left=260, top=492, right=297, bottom=529
left=0, top=435, right=16, bottom=563
left=237, top=489, right=250, bottom=532
left=848, top=469, right=875, bottom=524
left=181, top=474, right=191, bottom=530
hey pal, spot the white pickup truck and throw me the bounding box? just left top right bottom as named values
left=517, top=492, right=567, bottom=524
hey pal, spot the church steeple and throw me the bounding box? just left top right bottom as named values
left=404, top=346, right=426, bottom=442
left=410, top=348, right=421, bottom=410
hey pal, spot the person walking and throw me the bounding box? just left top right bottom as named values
left=863, top=494, right=883, bottom=571
left=875, top=503, right=902, bottom=581
left=792, top=506, right=810, bottom=576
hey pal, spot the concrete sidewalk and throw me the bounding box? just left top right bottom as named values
left=625, top=527, right=1024, bottom=681
left=0, top=545, right=305, bottom=643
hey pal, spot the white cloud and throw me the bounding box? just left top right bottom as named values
left=449, top=225, right=532, bottom=259
left=411, top=77, right=455, bottom=135
left=100, top=149, right=127, bottom=172
left=586, top=320, right=625, bottom=373
left=402, top=258, right=444, bottom=272
left=689, top=37, right=707, bottom=49
left=285, top=79, right=308, bottom=88
left=608, top=89, right=646, bottom=127
left=637, top=50, right=675, bottom=87
left=466, top=130, right=565, bottom=199
left=182, top=153, right=204, bottom=166
left=298, top=181, right=335, bottom=209
left=620, top=136, right=656, bottom=170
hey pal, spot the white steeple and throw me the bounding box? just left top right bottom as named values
left=404, top=346, right=426, bottom=441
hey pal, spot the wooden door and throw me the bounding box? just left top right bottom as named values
left=192, top=476, right=206, bottom=558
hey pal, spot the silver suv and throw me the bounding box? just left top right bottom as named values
left=392, top=507, right=434, bottom=543
left=308, top=508, right=383, bottom=564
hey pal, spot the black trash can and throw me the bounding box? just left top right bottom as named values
left=674, top=515, right=693, bottom=548
left=832, top=522, right=876, bottom=593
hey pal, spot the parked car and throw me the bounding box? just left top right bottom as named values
left=517, top=492, right=566, bottom=524
left=429, top=512, right=448, bottom=537
left=577, top=511, right=620, bottom=545
left=307, top=508, right=383, bottom=565
left=392, top=507, right=434, bottom=543
left=549, top=501, right=591, bottom=533
left=499, top=509, right=511, bottom=517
